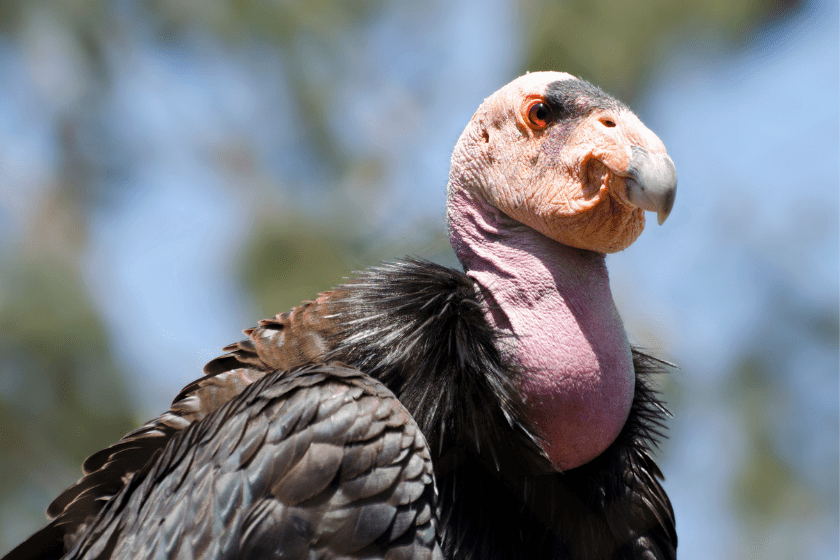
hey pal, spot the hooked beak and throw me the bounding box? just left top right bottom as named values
left=624, top=145, right=677, bottom=225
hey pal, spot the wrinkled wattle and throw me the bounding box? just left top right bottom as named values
left=448, top=186, right=634, bottom=470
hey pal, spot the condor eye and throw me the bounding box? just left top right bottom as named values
left=527, top=101, right=551, bottom=129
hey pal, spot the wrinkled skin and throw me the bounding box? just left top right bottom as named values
left=447, top=72, right=676, bottom=470
left=449, top=72, right=670, bottom=254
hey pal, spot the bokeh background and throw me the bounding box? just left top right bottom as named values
left=0, top=0, right=837, bottom=558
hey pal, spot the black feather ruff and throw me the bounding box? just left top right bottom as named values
left=325, top=258, right=675, bottom=560
left=328, top=258, right=546, bottom=470
left=5, top=258, right=675, bottom=560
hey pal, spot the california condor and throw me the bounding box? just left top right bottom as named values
left=5, top=72, right=678, bottom=560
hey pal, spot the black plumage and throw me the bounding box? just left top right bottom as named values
left=62, top=363, right=441, bottom=560
left=5, top=260, right=675, bottom=560
left=5, top=72, right=679, bottom=560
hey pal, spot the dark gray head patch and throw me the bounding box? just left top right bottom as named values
left=544, top=78, right=626, bottom=122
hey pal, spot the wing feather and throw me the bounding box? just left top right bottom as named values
left=62, top=363, right=442, bottom=560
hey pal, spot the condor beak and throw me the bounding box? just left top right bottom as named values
left=624, top=145, right=677, bottom=225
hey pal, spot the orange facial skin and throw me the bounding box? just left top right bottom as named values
left=450, top=72, right=672, bottom=255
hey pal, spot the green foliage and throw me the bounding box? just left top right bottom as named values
left=239, top=216, right=358, bottom=317
left=520, top=0, right=796, bottom=100
left=730, top=356, right=807, bottom=521
left=150, top=0, right=383, bottom=43
left=0, top=250, right=136, bottom=549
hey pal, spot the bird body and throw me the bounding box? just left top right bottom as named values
left=4, top=72, right=678, bottom=560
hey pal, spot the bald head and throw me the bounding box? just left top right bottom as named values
left=447, top=72, right=676, bottom=254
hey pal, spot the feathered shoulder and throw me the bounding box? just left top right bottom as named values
left=5, top=258, right=676, bottom=560
left=324, top=258, right=547, bottom=472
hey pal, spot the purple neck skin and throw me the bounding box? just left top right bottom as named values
left=447, top=185, right=635, bottom=470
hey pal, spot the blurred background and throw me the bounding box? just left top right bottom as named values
left=0, top=0, right=836, bottom=557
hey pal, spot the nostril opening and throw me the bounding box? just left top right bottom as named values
left=601, top=118, right=616, bottom=128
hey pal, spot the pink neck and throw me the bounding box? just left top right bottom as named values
left=447, top=185, right=634, bottom=470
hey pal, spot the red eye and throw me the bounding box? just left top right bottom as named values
left=527, top=101, right=551, bottom=129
